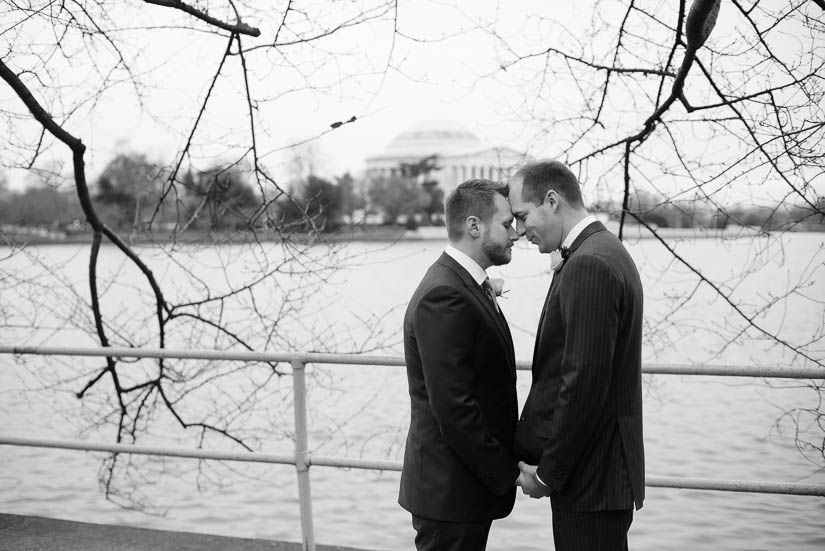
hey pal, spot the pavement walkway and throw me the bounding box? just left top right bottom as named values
left=0, top=514, right=372, bottom=551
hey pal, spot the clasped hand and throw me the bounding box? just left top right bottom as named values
left=515, top=461, right=552, bottom=498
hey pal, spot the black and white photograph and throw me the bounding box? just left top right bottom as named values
left=1, top=1, right=823, bottom=549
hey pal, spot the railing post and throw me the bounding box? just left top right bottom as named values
left=291, top=359, right=315, bottom=551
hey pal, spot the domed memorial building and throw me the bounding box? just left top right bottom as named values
left=365, top=121, right=527, bottom=195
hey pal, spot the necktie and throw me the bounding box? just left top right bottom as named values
left=481, top=277, right=499, bottom=311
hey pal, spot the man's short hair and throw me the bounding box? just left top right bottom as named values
left=514, top=160, right=584, bottom=208
left=445, top=179, right=509, bottom=241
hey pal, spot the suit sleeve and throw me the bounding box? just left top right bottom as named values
left=414, top=284, right=519, bottom=495
left=537, top=255, right=620, bottom=490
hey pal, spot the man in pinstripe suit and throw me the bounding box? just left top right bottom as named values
left=507, top=161, right=645, bottom=550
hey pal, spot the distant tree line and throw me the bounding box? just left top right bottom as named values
left=2, top=156, right=822, bottom=236
left=364, top=155, right=445, bottom=229
left=0, top=178, right=84, bottom=230
left=595, top=189, right=825, bottom=232
left=0, top=153, right=449, bottom=236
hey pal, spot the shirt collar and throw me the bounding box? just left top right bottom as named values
left=445, top=244, right=488, bottom=286
left=562, top=214, right=598, bottom=249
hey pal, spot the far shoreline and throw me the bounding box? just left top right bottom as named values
left=1, top=222, right=822, bottom=248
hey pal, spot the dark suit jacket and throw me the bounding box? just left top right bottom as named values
left=399, top=252, right=520, bottom=522
left=514, top=221, right=645, bottom=512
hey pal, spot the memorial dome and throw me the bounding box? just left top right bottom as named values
left=368, top=121, right=487, bottom=161
left=364, top=119, right=527, bottom=195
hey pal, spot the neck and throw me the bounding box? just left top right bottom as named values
left=560, top=209, right=589, bottom=245
left=451, top=240, right=490, bottom=270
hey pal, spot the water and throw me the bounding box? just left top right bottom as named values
left=1, top=232, right=824, bottom=550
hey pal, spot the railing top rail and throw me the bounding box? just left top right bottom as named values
left=1, top=345, right=824, bottom=379
left=0, top=345, right=406, bottom=367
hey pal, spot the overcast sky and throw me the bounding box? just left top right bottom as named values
left=2, top=1, right=821, bottom=207
left=2, top=2, right=546, bottom=185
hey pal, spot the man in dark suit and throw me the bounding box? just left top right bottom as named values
left=508, top=161, right=645, bottom=550
left=399, top=179, right=522, bottom=550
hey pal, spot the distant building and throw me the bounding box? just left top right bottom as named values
left=364, top=121, right=527, bottom=195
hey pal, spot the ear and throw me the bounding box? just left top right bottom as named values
left=465, top=215, right=481, bottom=238
left=545, top=190, right=560, bottom=210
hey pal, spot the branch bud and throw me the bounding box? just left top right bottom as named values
left=685, top=0, right=721, bottom=50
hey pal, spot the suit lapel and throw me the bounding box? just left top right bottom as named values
left=437, top=253, right=515, bottom=371
left=567, top=220, right=607, bottom=256
left=498, top=309, right=516, bottom=375
left=532, top=279, right=554, bottom=369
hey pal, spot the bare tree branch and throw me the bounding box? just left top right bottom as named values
left=143, top=0, right=260, bottom=36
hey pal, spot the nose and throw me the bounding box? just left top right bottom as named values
left=508, top=224, right=518, bottom=242
left=515, top=219, right=526, bottom=237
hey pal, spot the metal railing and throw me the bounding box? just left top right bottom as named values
left=1, top=345, right=824, bottom=551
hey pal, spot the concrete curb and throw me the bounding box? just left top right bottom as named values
left=0, top=514, right=373, bottom=551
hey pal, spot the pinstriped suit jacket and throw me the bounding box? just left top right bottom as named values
left=399, top=252, right=520, bottom=522
left=514, top=221, right=645, bottom=512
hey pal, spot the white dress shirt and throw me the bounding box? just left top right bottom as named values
left=445, top=244, right=488, bottom=286
left=562, top=214, right=598, bottom=250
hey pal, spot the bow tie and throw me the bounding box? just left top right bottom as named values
left=560, top=246, right=571, bottom=260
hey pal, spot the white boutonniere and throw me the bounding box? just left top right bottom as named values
left=550, top=246, right=571, bottom=271
left=489, top=277, right=508, bottom=298
left=550, top=250, right=564, bottom=271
